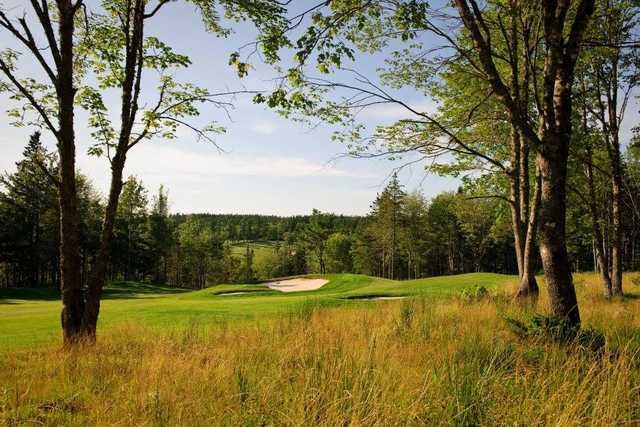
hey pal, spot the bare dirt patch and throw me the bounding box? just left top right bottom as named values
left=266, top=278, right=329, bottom=293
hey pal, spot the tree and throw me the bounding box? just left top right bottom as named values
left=351, top=222, right=379, bottom=277
left=455, top=197, right=499, bottom=273
left=242, top=244, right=254, bottom=282
left=453, top=0, right=596, bottom=326
left=177, top=217, right=221, bottom=289
left=400, top=192, right=429, bottom=280
left=625, top=142, right=640, bottom=270
left=369, top=173, right=406, bottom=279
left=254, top=0, right=596, bottom=327
left=222, top=241, right=239, bottom=283
left=302, top=209, right=333, bottom=274
left=0, top=0, right=288, bottom=341
left=0, top=133, right=59, bottom=287
left=326, top=233, right=353, bottom=273
left=148, top=186, right=172, bottom=283
left=577, top=0, right=639, bottom=296
left=426, top=193, right=465, bottom=276
left=1, top=0, right=87, bottom=344
left=570, top=87, right=615, bottom=295
left=78, top=0, right=251, bottom=338
left=418, top=5, right=542, bottom=297
left=113, top=177, right=149, bottom=281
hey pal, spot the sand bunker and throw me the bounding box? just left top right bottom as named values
left=266, top=278, right=329, bottom=293
left=219, top=292, right=251, bottom=296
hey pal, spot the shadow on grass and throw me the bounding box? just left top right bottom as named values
left=214, top=289, right=272, bottom=296
left=341, top=294, right=409, bottom=300
left=0, top=287, right=60, bottom=302
left=0, top=281, right=188, bottom=303
left=103, top=282, right=189, bottom=299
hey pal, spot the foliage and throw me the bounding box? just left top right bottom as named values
left=459, top=285, right=490, bottom=303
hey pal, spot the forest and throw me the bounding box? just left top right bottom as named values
left=3, top=133, right=639, bottom=289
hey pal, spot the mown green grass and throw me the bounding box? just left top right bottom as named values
left=0, top=273, right=513, bottom=349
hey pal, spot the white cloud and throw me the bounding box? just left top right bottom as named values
left=121, top=143, right=357, bottom=179
left=249, top=120, right=278, bottom=135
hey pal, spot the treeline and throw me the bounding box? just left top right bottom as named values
left=0, top=135, right=501, bottom=288
left=0, top=137, right=365, bottom=288
left=4, top=135, right=637, bottom=290
left=174, top=213, right=360, bottom=244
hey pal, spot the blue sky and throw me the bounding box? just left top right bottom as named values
left=1, top=2, right=636, bottom=216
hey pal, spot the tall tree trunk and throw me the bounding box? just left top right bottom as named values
left=537, top=133, right=580, bottom=325
left=535, top=0, right=593, bottom=328
left=57, top=0, right=84, bottom=345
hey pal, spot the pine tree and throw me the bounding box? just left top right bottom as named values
left=369, top=173, right=406, bottom=279
left=148, top=186, right=171, bottom=283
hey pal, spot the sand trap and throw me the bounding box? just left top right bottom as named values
left=266, top=278, right=329, bottom=293
left=219, top=292, right=251, bottom=296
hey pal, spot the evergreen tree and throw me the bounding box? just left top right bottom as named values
left=148, top=186, right=172, bottom=283
left=369, top=173, right=406, bottom=279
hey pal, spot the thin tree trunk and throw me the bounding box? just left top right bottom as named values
left=508, top=147, right=525, bottom=280
left=82, top=154, right=126, bottom=338
left=586, top=154, right=613, bottom=297
left=517, top=171, right=540, bottom=299
left=81, top=0, right=145, bottom=339
left=610, top=148, right=624, bottom=295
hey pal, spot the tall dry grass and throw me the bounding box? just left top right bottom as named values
left=2, top=272, right=640, bottom=426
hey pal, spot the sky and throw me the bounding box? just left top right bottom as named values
left=0, top=1, right=462, bottom=216
left=0, top=2, right=637, bottom=216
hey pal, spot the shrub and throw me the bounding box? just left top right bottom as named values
left=505, top=314, right=606, bottom=352
left=459, top=285, right=490, bottom=303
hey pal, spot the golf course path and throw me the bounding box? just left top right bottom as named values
left=266, top=278, right=329, bottom=293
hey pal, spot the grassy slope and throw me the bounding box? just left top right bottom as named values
left=0, top=273, right=513, bottom=349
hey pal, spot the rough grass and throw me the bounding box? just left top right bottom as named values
left=1, top=272, right=640, bottom=425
